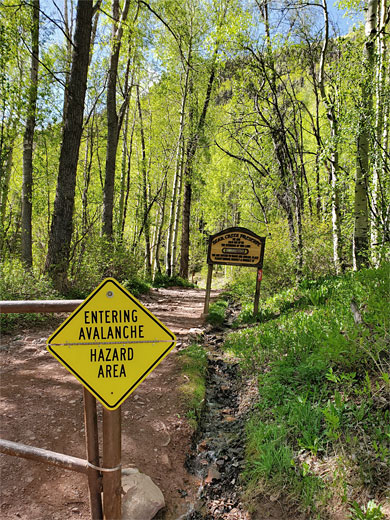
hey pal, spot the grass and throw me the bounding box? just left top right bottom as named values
left=224, top=263, right=390, bottom=517
left=178, top=342, right=208, bottom=428
left=206, top=297, right=229, bottom=326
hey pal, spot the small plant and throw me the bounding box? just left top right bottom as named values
left=122, top=277, right=151, bottom=297
left=152, top=272, right=194, bottom=289
left=322, top=398, right=343, bottom=441
left=349, top=500, right=385, bottom=520
left=207, top=298, right=228, bottom=325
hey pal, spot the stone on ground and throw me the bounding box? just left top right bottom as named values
left=122, top=468, right=165, bottom=520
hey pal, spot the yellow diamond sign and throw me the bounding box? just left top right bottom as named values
left=47, top=278, right=176, bottom=410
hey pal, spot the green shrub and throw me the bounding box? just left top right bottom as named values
left=349, top=500, right=385, bottom=520
left=207, top=298, right=228, bottom=325
left=0, top=259, right=61, bottom=332
left=122, top=277, right=151, bottom=297
left=152, top=272, right=194, bottom=289
left=67, top=237, right=143, bottom=298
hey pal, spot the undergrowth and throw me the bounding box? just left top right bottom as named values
left=152, top=272, right=195, bottom=289
left=178, top=343, right=208, bottom=429
left=0, top=260, right=62, bottom=332
left=0, top=258, right=151, bottom=333
left=207, top=298, right=229, bottom=326
left=224, top=263, right=390, bottom=518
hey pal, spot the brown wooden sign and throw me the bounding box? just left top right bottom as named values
left=207, top=227, right=265, bottom=268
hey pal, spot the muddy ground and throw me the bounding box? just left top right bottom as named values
left=0, top=287, right=218, bottom=520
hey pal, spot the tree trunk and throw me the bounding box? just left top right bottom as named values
left=171, top=150, right=184, bottom=276
left=165, top=56, right=191, bottom=276
left=318, top=0, right=343, bottom=273
left=0, top=144, right=14, bottom=253
left=179, top=179, right=192, bottom=279
left=62, top=0, right=73, bottom=125
left=153, top=179, right=167, bottom=277
left=137, top=85, right=152, bottom=278
left=81, top=125, right=94, bottom=236
left=21, top=0, right=39, bottom=268
left=45, top=0, right=93, bottom=289
left=354, top=0, right=378, bottom=269
left=179, top=53, right=218, bottom=278
left=371, top=0, right=388, bottom=265
left=121, top=110, right=136, bottom=240
left=102, top=0, right=131, bottom=238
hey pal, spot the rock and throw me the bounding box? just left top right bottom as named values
left=223, top=415, right=236, bottom=423
left=122, top=470, right=165, bottom=520
left=160, top=453, right=171, bottom=468
left=198, top=439, right=209, bottom=452
left=189, top=328, right=203, bottom=335
left=205, top=465, right=221, bottom=484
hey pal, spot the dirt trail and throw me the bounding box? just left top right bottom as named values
left=0, top=287, right=217, bottom=520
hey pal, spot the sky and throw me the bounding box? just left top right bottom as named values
left=328, top=2, right=364, bottom=35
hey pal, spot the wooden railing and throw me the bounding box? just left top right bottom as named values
left=0, top=300, right=105, bottom=520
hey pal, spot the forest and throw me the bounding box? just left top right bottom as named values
left=0, top=0, right=389, bottom=518
left=0, top=0, right=388, bottom=297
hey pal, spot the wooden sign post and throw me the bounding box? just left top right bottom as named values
left=204, top=227, right=266, bottom=318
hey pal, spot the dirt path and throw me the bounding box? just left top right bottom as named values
left=0, top=287, right=217, bottom=520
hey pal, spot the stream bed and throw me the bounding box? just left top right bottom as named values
left=180, top=327, right=256, bottom=520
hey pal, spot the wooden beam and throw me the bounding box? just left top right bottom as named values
left=0, top=300, right=83, bottom=314
left=83, top=389, right=103, bottom=519
left=203, top=264, right=213, bottom=316
left=102, top=407, right=122, bottom=520
left=0, top=439, right=89, bottom=474
left=253, top=268, right=262, bottom=317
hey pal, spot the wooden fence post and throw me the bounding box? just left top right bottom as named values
left=83, top=389, right=103, bottom=520
left=102, top=407, right=122, bottom=520
left=203, top=264, right=213, bottom=316
left=253, top=268, right=263, bottom=317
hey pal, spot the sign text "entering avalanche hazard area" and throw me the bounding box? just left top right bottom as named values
left=47, top=278, right=176, bottom=410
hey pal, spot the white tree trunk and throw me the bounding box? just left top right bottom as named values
left=371, top=0, right=388, bottom=266
left=353, top=0, right=378, bottom=269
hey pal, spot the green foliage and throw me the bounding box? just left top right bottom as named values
left=178, top=343, right=208, bottom=428
left=225, top=264, right=390, bottom=514
left=0, top=259, right=60, bottom=332
left=349, top=500, right=385, bottom=520
left=207, top=298, right=228, bottom=325
left=66, top=238, right=147, bottom=299
left=122, top=278, right=151, bottom=298
left=152, top=272, right=195, bottom=289
left=0, top=259, right=59, bottom=301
